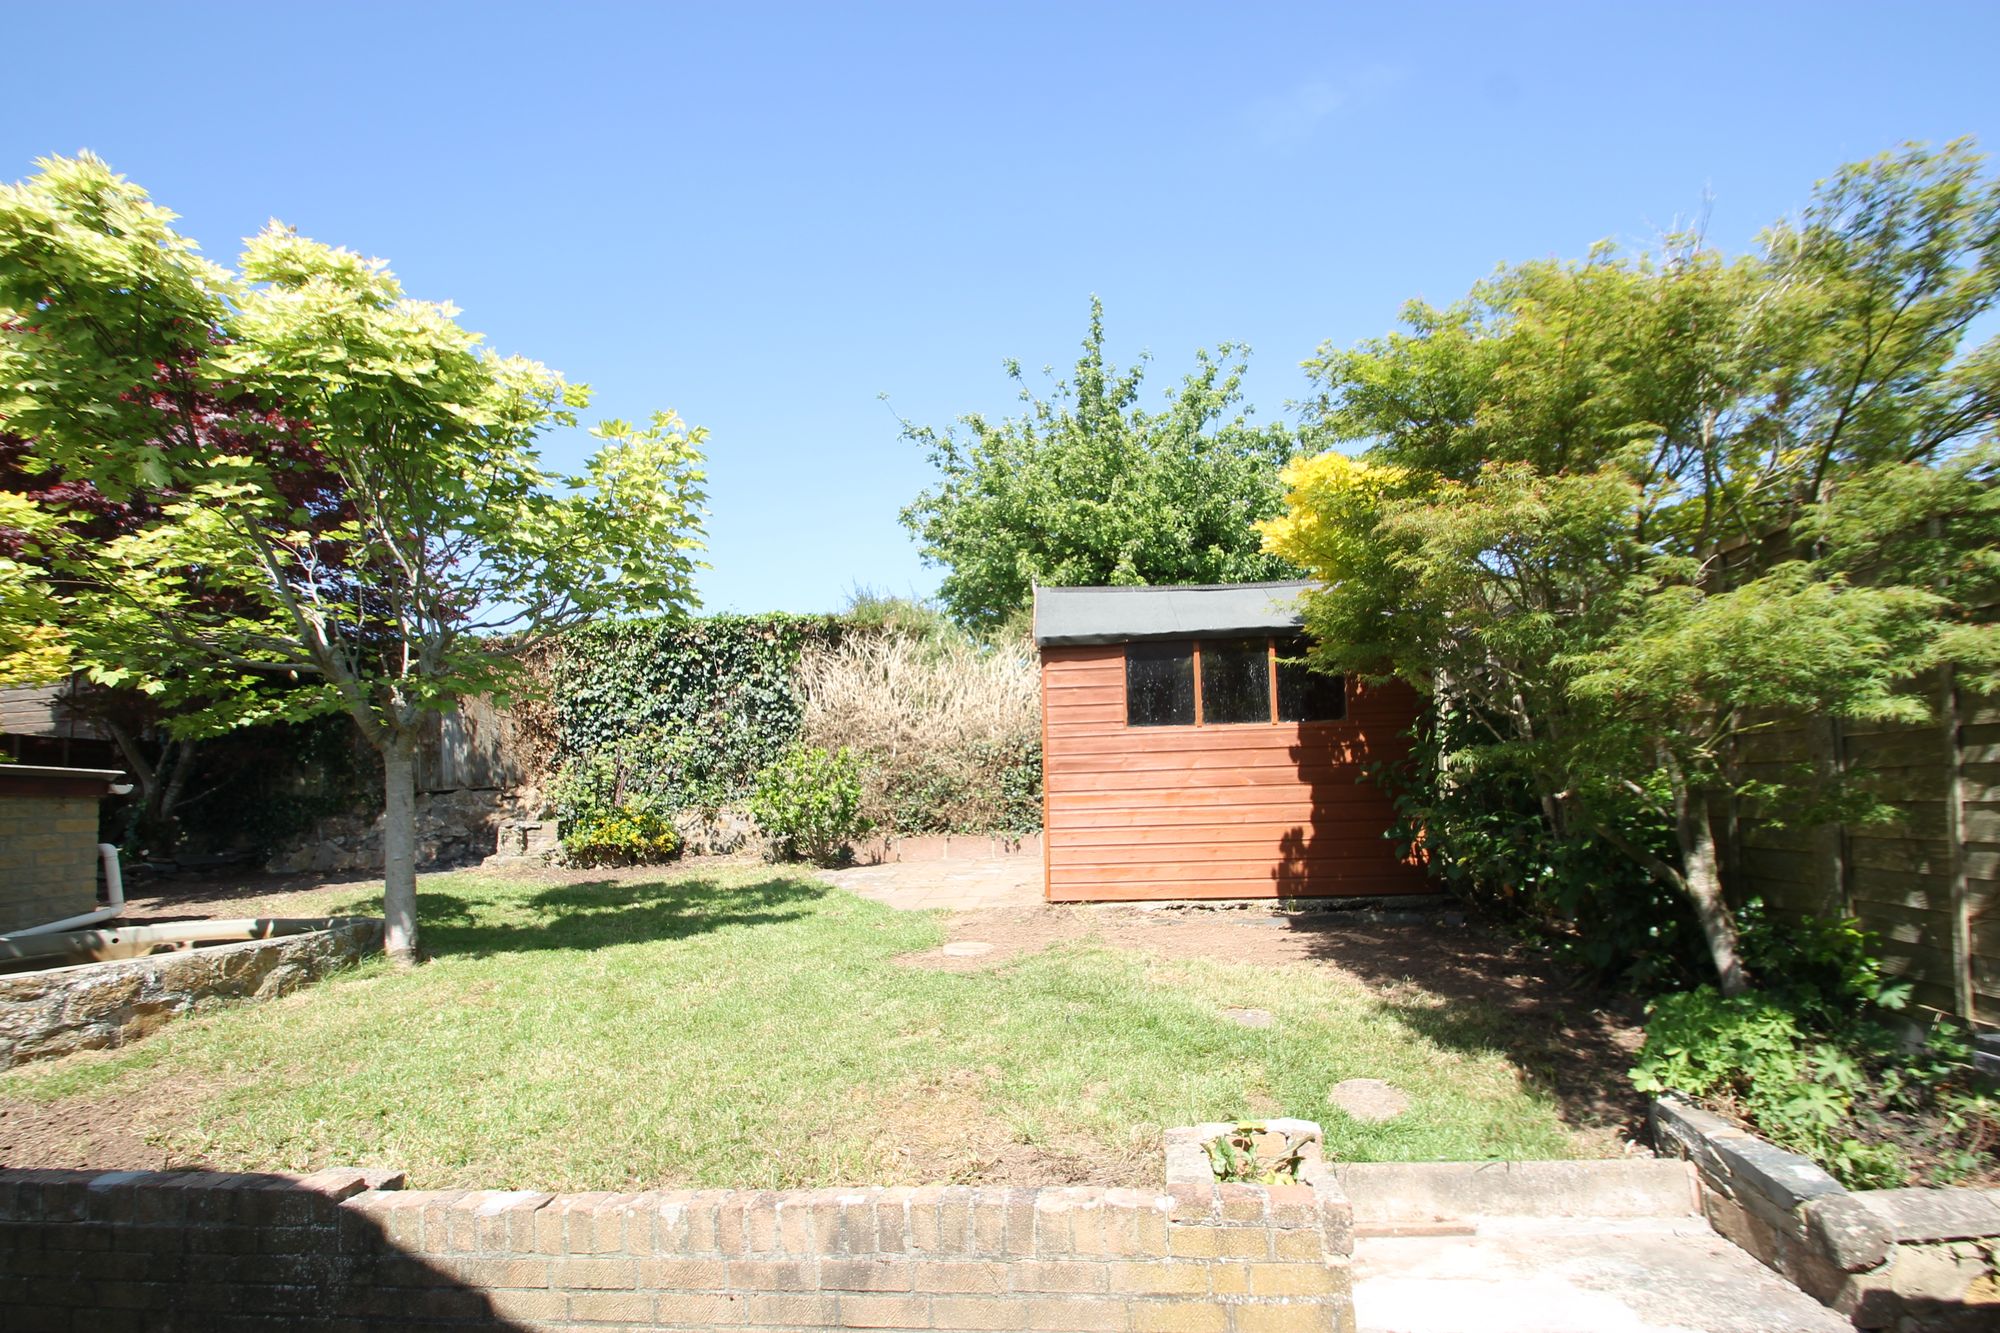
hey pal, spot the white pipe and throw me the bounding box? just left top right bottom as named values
left=0, top=844, right=126, bottom=940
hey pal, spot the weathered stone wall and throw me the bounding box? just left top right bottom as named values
left=0, top=1165, right=1356, bottom=1331
left=0, top=791, right=98, bottom=934
left=267, top=788, right=525, bottom=875
left=1653, top=1095, right=2000, bottom=1331
left=0, top=917, right=382, bottom=1069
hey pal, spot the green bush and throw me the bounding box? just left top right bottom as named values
left=750, top=744, right=871, bottom=865
left=546, top=728, right=694, bottom=867
left=1633, top=911, right=1993, bottom=1190
left=1372, top=700, right=1706, bottom=990
left=560, top=807, right=684, bottom=867
left=1736, top=899, right=1912, bottom=1025
left=1632, top=986, right=1906, bottom=1188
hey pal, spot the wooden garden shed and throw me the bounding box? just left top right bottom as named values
left=1033, top=581, right=1428, bottom=903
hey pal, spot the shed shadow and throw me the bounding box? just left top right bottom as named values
left=1278, top=912, right=1651, bottom=1139
left=1268, top=687, right=1647, bottom=1138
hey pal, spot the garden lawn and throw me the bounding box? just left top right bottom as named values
left=0, top=868, right=1608, bottom=1190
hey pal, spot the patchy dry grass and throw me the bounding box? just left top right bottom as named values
left=0, top=868, right=1612, bottom=1190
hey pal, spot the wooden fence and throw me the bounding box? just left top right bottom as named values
left=1728, top=668, right=1998, bottom=1028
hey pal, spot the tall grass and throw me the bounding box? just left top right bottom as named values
left=796, top=633, right=1042, bottom=834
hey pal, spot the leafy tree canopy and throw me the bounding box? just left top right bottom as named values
left=900, top=298, right=1298, bottom=629
left=0, top=154, right=708, bottom=960
left=1265, top=140, right=2000, bottom=994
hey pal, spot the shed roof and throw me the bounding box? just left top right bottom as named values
left=1032, top=581, right=1314, bottom=646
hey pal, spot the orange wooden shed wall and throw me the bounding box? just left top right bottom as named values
left=1039, top=644, right=1429, bottom=902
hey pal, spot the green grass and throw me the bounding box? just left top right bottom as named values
left=2, top=869, right=1605, bottom=1190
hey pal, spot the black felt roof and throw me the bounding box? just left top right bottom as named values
left=1032, top=581, right=1314, bottom=646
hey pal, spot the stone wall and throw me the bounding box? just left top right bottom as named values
left=0, top=789, right=99, bottom=935
left=0, top=1165, right=1356, bottom=1332
left=0, top=917, right=383, bottom=1070
left=1653, top=1095, right=2000, bottom=1331
left=267, top=789, right=525, bottom=875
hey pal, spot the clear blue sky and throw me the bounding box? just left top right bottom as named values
left=7, top=2, right=1996, bottom=613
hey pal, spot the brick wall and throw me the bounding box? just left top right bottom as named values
left=0, top=1167, right=1354, bottom=1331
left=0, top=792, right=98, bottom=934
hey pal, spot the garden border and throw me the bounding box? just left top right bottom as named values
left=1651, top=1094, right=2000, bottom=1330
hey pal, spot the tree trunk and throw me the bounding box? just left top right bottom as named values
left=380, top=738, right=421, bottom=966
left=1671, top=768, right=1748, bottom=997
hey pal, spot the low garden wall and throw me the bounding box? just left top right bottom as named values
left=0, top=917, right=382, bottom=1070
left=1652, top=1095, right=2000, bottom=1331
left=0, top=1164, right=1355, bottom=1332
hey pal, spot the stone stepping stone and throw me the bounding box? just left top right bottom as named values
left=940, top=941, right=994, bottom=958
left=1328, top=1078, right=1409, bottom=1122
left=1223, top=1007, right=1274, bottom=1028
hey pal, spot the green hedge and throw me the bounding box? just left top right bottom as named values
left=544, top=614, right=847, bottom=800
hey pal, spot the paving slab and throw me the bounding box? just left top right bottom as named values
left=818, top=855, right=1043, bottom=910
left=1355, top=1217, right=1852, bottom=1333
left=1338, top=1159, right=1699, bottom=1223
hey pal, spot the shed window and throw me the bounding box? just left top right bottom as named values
left=1275, top=638, right=1346, bottom=721
left=1123, top=636, right=1347, bottom=727
left=1125, top=641, right=1195, bottom=726
left=1200, top=638, right=1273, bottom=724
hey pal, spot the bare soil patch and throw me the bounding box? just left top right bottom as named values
left=861, top=1069, right=1148, bottom=1187
left=0, top=1073, right=216, bottom=1173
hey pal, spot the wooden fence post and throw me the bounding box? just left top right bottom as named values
left=1943, top=664, right=1973, bottom=1023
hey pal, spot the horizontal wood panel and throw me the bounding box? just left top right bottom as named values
left=1048, top=795, right=1394, bottom=824
left=1047, top=728, right=1413, bottom=761
left=1046, top=870, right=1428, bottom=901
left=1046, top=767, right=1381, bottom=795
left=1043, top=684, right=1130, bottom=709
left=1845, top=733, right=1951, bottom=767
left=1738, top=847, right=1815, bottom=883
left=1852, top=899, right=1951, bottom=935
left=1049, top=854, right=1419, bottom=884
left=1047, top=748, right=1369, bottom=776
left=1050, top=841, right=1412, bottom=869
left=1049, top=816, right=1399, bottom=844
left=1850, top=838, right=1985, bottom=878
left=1040, top=700, right=1136, bottom=720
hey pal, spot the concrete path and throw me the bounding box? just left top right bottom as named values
left=817, top=854, right=1042, bottom=910
left=1355, top=1217, right=1850, bottom=1333
left=1340, top=1161, right=1847, bottom=1333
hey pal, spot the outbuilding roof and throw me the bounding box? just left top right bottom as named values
left=1032, top=580, right=1314, bottom=646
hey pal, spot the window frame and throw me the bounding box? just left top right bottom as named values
left=1121, top=637, right=1345, bottom=729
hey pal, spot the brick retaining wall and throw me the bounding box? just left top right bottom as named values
left=0, top=1166, right=1355, bottom=1331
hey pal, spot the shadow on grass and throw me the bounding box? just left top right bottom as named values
left=419, top=875, right=831, bottom=958
left=1276, top=914, right=1650, bottom=1138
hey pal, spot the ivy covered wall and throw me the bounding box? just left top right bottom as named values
left=542, top=614, right=844, bottom=775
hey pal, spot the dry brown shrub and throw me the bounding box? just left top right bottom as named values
left=795, top=633, right=1041, bottom=834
